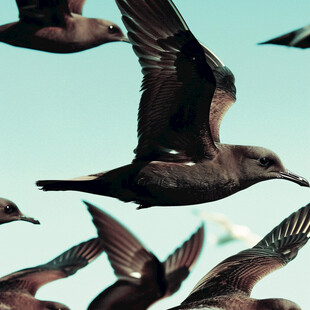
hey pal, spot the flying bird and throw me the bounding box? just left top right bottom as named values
left=0, top=197, right=40, bottom=225
left=193, top=210, right=261, bottom=247
left=0, top=0, right=129, bottom=53
left=85, top=201, right=204, bottom=310
left=0, top=237, right=104, bottom=309
left=37, top=0, right=309, bottom=208
left=260, top=25, right=310, bottom=48
left=168, top=203, right=310, bottom=310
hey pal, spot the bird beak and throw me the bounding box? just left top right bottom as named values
left=121, top=36, right=131, bottom=43
left=19, top=214, right=40, bottom=225
left=279, top=170, right=310, bottom=187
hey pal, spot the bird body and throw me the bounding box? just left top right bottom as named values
left=0, top=0, right=128, bottom=53
left=38, top=144, right=308, bottom=208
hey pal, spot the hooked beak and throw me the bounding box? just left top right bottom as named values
left=19, top=215, right=40, bottom=225
left=279, top=170, right=310, bottom=187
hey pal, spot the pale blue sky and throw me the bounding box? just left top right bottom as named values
left=0, top=1, right=309, bottom=309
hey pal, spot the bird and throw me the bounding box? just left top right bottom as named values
left=0, top=237, right=104, bottom=309
left=192, top=210, right=261, bottom=247
left=85, top=201, right=204, bottom=310
left=168, top=203, right=310, bottom=310
left=0, top=0, right=129, bottom=53
left=36, top=0, right=309, bottom=209
left=0, top=197, right=40, bottom=225
left=260, top=25, right=310, bottom=49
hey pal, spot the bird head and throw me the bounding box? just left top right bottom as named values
left=0, top=198, right=40, bottom=225
left=234, top=146, right=309, bottom=188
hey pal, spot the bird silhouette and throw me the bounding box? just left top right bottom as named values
left=0, top=0, right=129, bottom=53
left=37, top=0, right=309, bottom=208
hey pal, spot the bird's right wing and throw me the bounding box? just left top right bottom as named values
left=182, top=203, right=310, bottom=304
left=0, top=238, right=104, bottom=296
left=16, top=0, right=71, bottom=26
left=163, top=225, right=204, bottom=296
left=67, top=0, right=86, bottom=15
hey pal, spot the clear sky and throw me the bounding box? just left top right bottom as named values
left=0, top=1, right=309, bottom=309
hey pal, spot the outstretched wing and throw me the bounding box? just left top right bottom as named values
left=200, top=44, right=236, bottom=143
left=182, top=203, right=310, bottom=304
left=67, top=0, right=86, bottom=14
left=260, top=25, right=310, bottom=49
left=116, top=0, right=217, bottom=162
left=0, top=238, right=103, bottom=296
left=16, top=0, right=71, bottom=26
left=163, top=225, right=204, bottom=296
left=85, top=201, right=163, bottom=286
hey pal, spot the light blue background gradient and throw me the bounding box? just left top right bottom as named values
left=0, top=1, right=309, bottom=309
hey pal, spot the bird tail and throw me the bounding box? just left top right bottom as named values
left=36, top=175, right=101, bottom=192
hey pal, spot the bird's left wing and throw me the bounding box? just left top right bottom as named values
left=163, top=224, right=204, bottom=296
left=0, top=238, right=103, bottom=296
left=116, top=0, right=217, bottom=162
left=182, top=203, right=310, bottom=304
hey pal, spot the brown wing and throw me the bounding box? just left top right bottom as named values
left=163, top=225, right=204, bottom=297
left=260, top=25, right=310, bottom=49
left=200, top=44, right=236, bottom=143
left=116, top=0, right=217, bottom=162
left=182, top=203, right=310, bottom=304
left=0, top=238, right=103, bottom=296
left=16, top=0, right=71, bottom=26
left=85, top=201, right=164, bottom=286
left=67, top=0, right=86, bottom=14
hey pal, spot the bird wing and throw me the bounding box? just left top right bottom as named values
left=67, top=0, right=86, bottom=14
left=260, top=25, right=310, bottom=49
left=116, top=0, right=217, bottom=162
left=16, top=0, right=71, bottom=26
left=0, top=238, right=103, bottom=296
left=182, top=203, right=310, bottom=304
left=200, top=44, right=236, bottom=143
left=85, top=201, right=164, bottom=286
left=163, top=225, right=204, bottom=296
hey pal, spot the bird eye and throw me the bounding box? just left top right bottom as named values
left=108, top=25, right=120, bottom=34
left=259, top=157, right=271, bottom=167
left=4, top=205, right=14, bottom=214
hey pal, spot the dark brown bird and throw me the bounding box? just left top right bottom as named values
left=0, top=197, right=39, bottom=225
left=0, top=237, right=104, bottom=310
left=0, top=0, right=129, bottom=53
left=168, top=203, right=310, bottom=310
left=85, top=201, right=204, bottom=310
left=36, top=0, right=309, bottom=209
left=260, top=25, right=310, bottom=48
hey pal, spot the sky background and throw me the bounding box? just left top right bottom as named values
left=0, top=1, right=309, bottom=309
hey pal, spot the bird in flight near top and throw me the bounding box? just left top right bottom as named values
left=168, top=202, right=310, bottom=310
left=0, top=0, right=129, bottom=53
left=260, top=24, right=310, bottom=49
left=37, top=0, right=309, bottom=208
